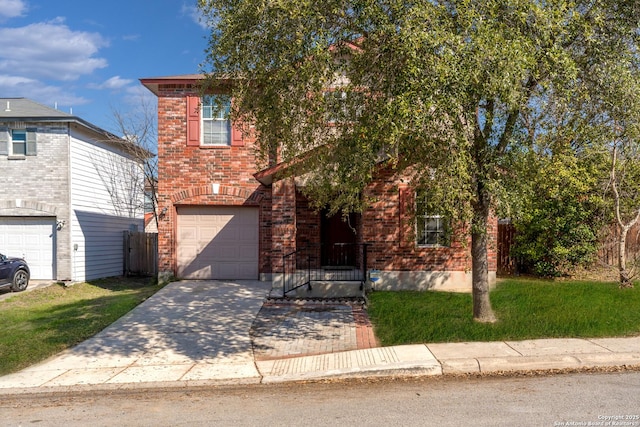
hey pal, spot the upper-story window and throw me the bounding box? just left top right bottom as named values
left=0, top=127, right=37, bottom=157
left=11, top=129, right=27, bottom=155
left=323, top=90, right=364, bottom=123
left=324, top=90, right=346, bottom=123
left=416, top=194, right=450, bottom=247
left=201, top=95, right=231, bottom=146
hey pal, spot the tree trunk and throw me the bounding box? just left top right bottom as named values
left=618, top=225, right=634, bottom=288
left=471, top=181, right=497, bottom=323
left=611, top=145, right=636, bottom=289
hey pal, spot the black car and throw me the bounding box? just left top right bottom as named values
left=0, top=253, right=30, bottom=292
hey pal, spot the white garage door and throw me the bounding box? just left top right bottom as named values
left=177, top=206, right=259, bottom=280
left=0, top=217, right=55, bottom=280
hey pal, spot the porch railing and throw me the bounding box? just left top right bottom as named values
left=282, top=243, right=368, bottom=297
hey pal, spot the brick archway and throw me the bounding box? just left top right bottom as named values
left=0, top=200, right=59, bottom=215
left=169, top=184, right=264, bottom=204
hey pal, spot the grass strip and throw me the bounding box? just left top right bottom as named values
left=367, top=278, right=640, bottom=346
left=0, top=277, right=163, bottom=376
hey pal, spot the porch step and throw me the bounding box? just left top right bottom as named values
left=286, top=281, right=365, bottom=299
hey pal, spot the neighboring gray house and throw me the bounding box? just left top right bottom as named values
left=0, top=98, right=144, bottom=281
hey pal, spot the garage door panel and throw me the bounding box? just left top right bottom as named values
left=218, top=262, right=258, bottom=278
left=184, top=265, right=212, bottom=279
left=177, top=245, right=197, bottom=261
left=218, top=264, right=237, bottom=278
left=177, top=207, right=259, bottom=280
left=215, top=228, right=237, bottom=240
left=238, top=228, right=258, bottom=242
left=179, top=226, right=197, bottom=240
left=210, top=245, right=231, bottom=259
left=0, top=217, right=55, bottom=280
left=238, top=245, right=259, bottom=258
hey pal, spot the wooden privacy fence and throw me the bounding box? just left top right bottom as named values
left=497, top=221, right=640, bottom=275
left=598, top=223, right=640, bottom=266
left=124, top=231, right=158, bottom=276
left=497, top=221, right=516, bottom=275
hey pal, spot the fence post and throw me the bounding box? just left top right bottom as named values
left=123, top=230, right=130, bottom=276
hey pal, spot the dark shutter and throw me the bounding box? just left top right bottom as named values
left=398, top=186, right=411, bottom=245
left=230, top=98, right=244, bottom=147
left=0, top=127, right=7, bottom=155
left=231, top=121, right=244, bottom=146
left=26, top=128, right=37, bottom=156
left=186, top=96, right=201, bottom=146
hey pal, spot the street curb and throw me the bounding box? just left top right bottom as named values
left=439, top=353, right=640, bottom=375
left=1, top=355, right=640, bottom=396
left=0, top=376, right=263, bottom=396
left=259, top=363, right=442, bottom=384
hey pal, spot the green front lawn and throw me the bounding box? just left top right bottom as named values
left=367, top=278, right=640, bottom=346
left=0, top=277, right=163, bottom=376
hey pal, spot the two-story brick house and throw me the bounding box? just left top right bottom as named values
left=141, top=75, right=497, bottom=293
left=0, top=98, right=144, bottom=282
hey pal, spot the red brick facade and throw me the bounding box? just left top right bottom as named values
left=142, top=77, right=272, bottom=279
left=141, top=75, right=497, bottom=287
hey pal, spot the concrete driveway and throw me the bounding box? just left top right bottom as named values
left=0, top=280, right=273, bottom=389
left=0, top=280, right=56, bottom=301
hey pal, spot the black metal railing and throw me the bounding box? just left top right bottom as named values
left=282, top=243, right=368, bottom=296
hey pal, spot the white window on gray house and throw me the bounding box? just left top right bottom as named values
left=0, top=127, right=37, bottom=157
left=201, top=95, right=231, bottom=146
left=144, top=191, right=154, bottom=212
left=416, top=196, right=450, bottom=247
left=11, top=129, right=26, bottom=155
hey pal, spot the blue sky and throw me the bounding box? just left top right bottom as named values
left=0, top=0, right=209, bottom=132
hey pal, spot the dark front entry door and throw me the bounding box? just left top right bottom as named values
left=321, top=211, right=357, bottom=266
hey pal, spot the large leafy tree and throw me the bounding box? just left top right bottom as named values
left=594, top=53, right=640, bottom=288
left=534, top=10, right=640, bottom=287
left=199, top=0, right=640, bottom=322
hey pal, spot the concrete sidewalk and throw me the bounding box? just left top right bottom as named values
left=1, top=280, right=639, bottom=394
left=255, top=337, right=640, bottom=384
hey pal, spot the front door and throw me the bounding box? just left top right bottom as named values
left=320, top=211, right=357, bottom=267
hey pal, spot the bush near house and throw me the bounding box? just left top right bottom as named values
left=508, top=150, right=606, bottom=277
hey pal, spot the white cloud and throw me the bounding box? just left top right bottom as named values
left=0, top=73, right=89, bottom=106
left=90, top=75, right=133, bottom=90
left=0, top=0, right=26, bottom=20
left=0, top=18, right=108, bottom=81
left=182, top=4, right=208, bottom=30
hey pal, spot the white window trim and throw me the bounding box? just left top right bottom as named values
left=416, top=195, right=450, bottom=248
left=201, top=96, right=231, bottom=146
left=1, top=127, right=36, bottom=158
left=10, top=129, right=27, bottom=157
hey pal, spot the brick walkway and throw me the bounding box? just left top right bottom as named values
left=251, top=300, right=379, bottom=361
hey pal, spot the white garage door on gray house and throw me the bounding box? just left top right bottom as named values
left=1, top=97, right=146, bottom=282
left=0, top=217, right=56, bottom=279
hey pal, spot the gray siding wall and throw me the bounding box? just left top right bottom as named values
left=0, top=123, right=72, bottom=280
left=69, top=125, right=144, bottom=281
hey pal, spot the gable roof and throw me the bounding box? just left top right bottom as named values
left=0, top=98, right=147, bottom=158
left=0, top=98, right=74, bottom=119
left=0, top=98, right=115, bottom=137
left=140, top=74, right=207, bottom=96
left=140, top=74, right=237, bottom=97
